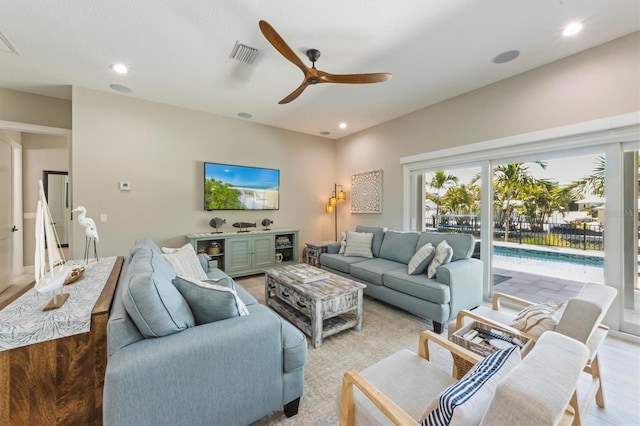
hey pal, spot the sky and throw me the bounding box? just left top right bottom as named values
left=432, top=153, right=601, bottom=187
left=205, top=163, right=280, bottom=189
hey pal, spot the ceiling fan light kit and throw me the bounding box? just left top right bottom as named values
left=258, top=20, right=392, bottom=104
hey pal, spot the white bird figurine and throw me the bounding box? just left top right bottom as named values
left=72, top=206, right=100, bottom=263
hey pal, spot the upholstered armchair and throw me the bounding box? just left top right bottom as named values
left=339, top=330, right=588, bottom=425
left=451, top=283, right=617, bottom=425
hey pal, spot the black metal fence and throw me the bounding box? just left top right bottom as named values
left=426, top=216, right=604, bottom=251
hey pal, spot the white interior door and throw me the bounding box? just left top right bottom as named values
left=0, top=137, right=13, bottom=293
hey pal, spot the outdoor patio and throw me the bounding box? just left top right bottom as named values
left=493, top=267, right=585, bottom=303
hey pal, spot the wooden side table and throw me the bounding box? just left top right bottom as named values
left=305, top=241, right=332, bottom=267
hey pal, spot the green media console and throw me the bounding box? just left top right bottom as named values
left=187, top=229, right=299, bottom=278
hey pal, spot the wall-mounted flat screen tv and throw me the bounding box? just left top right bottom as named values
left=204, top=162, right=280, bottom=210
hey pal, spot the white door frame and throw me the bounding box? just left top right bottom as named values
left=0, top=120, right=72, bottom=275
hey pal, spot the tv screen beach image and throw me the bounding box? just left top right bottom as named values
left=205, top=163, right=280, bottom=210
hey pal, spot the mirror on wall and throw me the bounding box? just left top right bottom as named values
left=43, top=170, right=69, bottom=247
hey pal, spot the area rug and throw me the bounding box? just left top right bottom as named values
left=237, top=275, right=454, bottom=425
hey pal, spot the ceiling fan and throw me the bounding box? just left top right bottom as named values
left=258, top=20, right=392, bottom=104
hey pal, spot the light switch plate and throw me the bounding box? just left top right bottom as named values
left=119, top=182, right=131, bottom=191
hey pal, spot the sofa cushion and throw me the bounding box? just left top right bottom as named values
left=161, top=243, right=208, bottom=281
left=511, top=301, right=565, bottom=338
left=378, top=230, right=420, bottom=264
left=344, top=231, right=374, bottom=258
left=122, top=247, right=195, bottom=338
left=355, top=225, right=386, bottom=257
left=107, top=266, right=144, bottom=355
left=422, top=346, right=521, bottom=426
left=408, top=243, right=435, bottom=275
left=350, top=258, right=406, bottom=286
left=383, top=269, right=451, bottom=304
left=320, top=253, right=368, bottom=273
left=173, top=276, right=249, bottom=325
left=127, top=237, right=161, bottom=262
left=427, top=240, right=453, bottom=279
left=417, top=232, right=475, bottom=261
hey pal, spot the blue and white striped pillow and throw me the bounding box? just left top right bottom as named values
left=422, top=345, right=521, bottom=426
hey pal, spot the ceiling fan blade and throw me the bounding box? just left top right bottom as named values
left=259, top=20, right=308, bottom=75
left=278, top=81, right=309, bottom=104
left=318, top=71, right=392, bottom=84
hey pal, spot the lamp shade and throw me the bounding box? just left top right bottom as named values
left=329, top=196, right=337, bottom=207
left=326, top=204, right=334, bottom=213
left=337, top=190, right=346, bottom=201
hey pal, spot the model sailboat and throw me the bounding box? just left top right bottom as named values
left=35, top=179, right=70, bottom=310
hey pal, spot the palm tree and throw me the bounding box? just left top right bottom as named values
left=569, top=155, right=606, bottom=198
left=521, top=179, right=561, bottom=231
left=493, top=162, right=547, bottom=240
left=427, top=171, right=458, bottom=221
left=442, top=183, right=480, bottom=217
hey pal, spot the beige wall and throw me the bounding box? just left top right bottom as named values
left=336, top=32, right=640, bottom=232
left=3, top=32, right=639, bottom=259
left=0, top=88, right=72, bottom=129
left=21, top=133, right=69, bottom=265
left=71, top=87, right=337, bottom=259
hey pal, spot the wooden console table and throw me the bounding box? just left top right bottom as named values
left=0, top=256, right=123, bottom=426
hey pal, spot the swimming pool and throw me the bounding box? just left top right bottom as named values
left=492, top=245, right=605, bottom=283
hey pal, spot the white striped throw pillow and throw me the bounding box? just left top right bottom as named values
left=161, top=243, right=208, bottom=281
left=343, top=231, right=374, bottom=258
left=511, top=301, right=566, bottom=337
left=422, top=345, right=521, bottom=426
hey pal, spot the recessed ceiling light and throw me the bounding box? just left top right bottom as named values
left=563, top=22, right=583, bottom=36
left=109, top=83, right=132, bottom=93
left=237, top=112, right=252, bottom=118
left=339, top=122, right=347, bottom=129
left=493, top=50, right=520, bottom=64
left=319, top=131, right=331, bottom=136
left=110, top=63, right=128, bottom=74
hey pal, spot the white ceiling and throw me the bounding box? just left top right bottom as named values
left=0, top=0, right=638, bottom=139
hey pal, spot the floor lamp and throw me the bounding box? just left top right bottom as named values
left=326, top=184, right=346, bottom=241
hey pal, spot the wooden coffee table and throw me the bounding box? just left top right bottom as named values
left=265, top=264, right=366, bottom=348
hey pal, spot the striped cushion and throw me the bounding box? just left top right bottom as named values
left=338, top=232, right=347, bottom=254
left=408, top=243, right=435, bottom=275
left=427, top=240, right=453, bottom=278
left=343, top=231, right=374, bottom=258
left=422, top=345, right=521, bottom=426
left=511, top=302, right=566, bottom=337
left=161, top=244, right=208, bottom=281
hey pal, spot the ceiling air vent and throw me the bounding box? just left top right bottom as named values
left=229, top=41, right=259, bottom=64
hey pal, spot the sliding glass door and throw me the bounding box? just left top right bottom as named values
left=403, top=121, right=640, bottom=336
left=621, top=149, right=639, bottom=335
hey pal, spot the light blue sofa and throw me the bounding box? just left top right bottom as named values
left=104, top=239, right=307, bottom=426
left=320, top=226, right=482, bottom=334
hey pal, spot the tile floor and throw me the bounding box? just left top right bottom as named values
left=493, top=266, right=585, bottom=303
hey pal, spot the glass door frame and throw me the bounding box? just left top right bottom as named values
left=401, top=112, right=640, bottom=334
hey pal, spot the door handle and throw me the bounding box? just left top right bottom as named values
left=11, top=225, right=18, bottom=232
